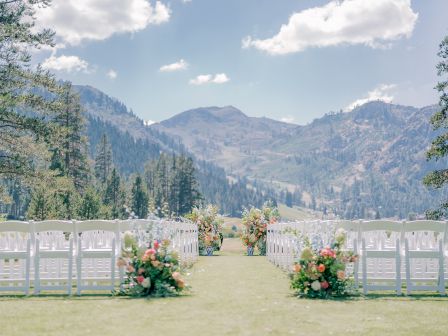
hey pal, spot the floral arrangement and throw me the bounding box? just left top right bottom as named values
left=117, top=234, right=186, bottom=297
left=290, top=229, right=358, bottom=299
left=241, top=201, right=279, bottom=255
left=187, top=204, right=223, bottom=255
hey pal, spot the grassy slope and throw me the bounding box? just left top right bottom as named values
left=1, top=239, right=447, bottom=336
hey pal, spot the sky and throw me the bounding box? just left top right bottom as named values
left=33, top=0, right=448, bottom=125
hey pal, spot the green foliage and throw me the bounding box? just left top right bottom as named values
left=94, top=134, right=113, bottom=185
left=0, top=0, right=59, bottom=180
left=424, top=35, right=448, bottom=217
left=131, top=175, right=148, bottom=219
left=78, top=187, right=101, bottom=220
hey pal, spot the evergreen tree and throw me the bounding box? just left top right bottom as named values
left=131, top=175, right=148, bottom=219
left=424, top=35, right=448, bottom=218
left=0, top=0, right=60, bottom=181
left=78, top=187, right=100, bottom=219
left=95, top=134, right=113, bottom=185
left=104, top=168, right=125, bottom=219
left=51, top=82, right=90, bottom=192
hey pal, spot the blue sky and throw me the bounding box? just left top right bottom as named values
left=34, top=0, right=448, bottom=125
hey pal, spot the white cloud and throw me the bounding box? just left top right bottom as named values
left=35, top=0, right=170, bottom=46
left=42, top=55, right=89, bottom=73
left=159, top=59, right=189, bottom=72
left=144, top=120, right=155, bottom=126
left=345, top=84, right=396, bottom=111
left=243, top=0, right=418, bottom=55
left=189, top=73, right=230, bottom=85
left=280, top=116, right=297, bottom=124
left=107, top=69, right=118, bottom=79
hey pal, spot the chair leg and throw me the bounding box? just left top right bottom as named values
left=33, top=240, right=39, bottom=295
left=405, top=239, right=411, bottom=296
left=438, top=240, right=445, bottom=295
left=362, top=239, right=367, bottom=295
left=67, top=240, right=73, bottom=296
left=396, top=240, right=401, bottom=296
left=25, top=239, right=31, bottom=296
left=76, top=240, right=82, bottom=296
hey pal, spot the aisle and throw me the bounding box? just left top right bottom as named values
left=1, top=238, right=447, bottom=336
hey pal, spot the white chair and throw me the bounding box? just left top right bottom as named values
left=360, top=220, right=403, bottom=295
left=0, top=221, right=31, bottom=295
left=403, top=220, right=446, bottom=295
left=33, top=220, right=75, bottom=295
left=75, top=220, right=120, bottom=295
left=335, top=220, right=360, bottom=288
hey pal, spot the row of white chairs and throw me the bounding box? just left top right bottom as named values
left=0, top=219, right=198, bottom=295
left=267, top=220, right=448, bottom=295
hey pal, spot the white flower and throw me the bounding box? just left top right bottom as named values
left=311, top=280, right=321, bottom=291
left=142, top=277, right=151, bottom=288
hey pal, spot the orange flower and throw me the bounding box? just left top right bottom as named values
left=317, top=264, right=325, bottom=273
left=293, top=264, right=302, bottom=273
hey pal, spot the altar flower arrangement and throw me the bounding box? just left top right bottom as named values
left=187, top=205, right=223, bottom=255
left=241, top=201, right=280, bottom=255
left=290, top=229, right=358, bottom=298
left=117, top=238, right=186, bottom=297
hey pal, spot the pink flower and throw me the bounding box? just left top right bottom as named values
left=320, top=247, right=336, bottom=259
left=116, top=258, right=127, bottom=268
left=153, top=241, right=160, bottom=250
left=321, top=281, right=329, bottom=289
left=337, top=270, right=345, bottom=280
left=138, top=268, right=145, bottom=275
left=172, top=271, right=181, bottom=281
left=126, top=265, right=135, bottom=273
left=317, top=264, right=326, bottom=273
left=136, top=275, right=145, bottom=284
left=145, top=248, right=156, bottom=256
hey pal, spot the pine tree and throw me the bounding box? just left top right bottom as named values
left=104, top=168, right=125, bottom=219
left=0, top=0, right=60, bottom=180
left=95, top=134, right=113, bottom=185
left=424, top=35, right=448, bottom=218
left=51, top=82, right=90, bottom=192
left=78, top=187, right=101, bottom=219
left=131, top=175, right=148, bottom=219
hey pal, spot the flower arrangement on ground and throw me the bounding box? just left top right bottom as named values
left=117, top=235, right=186, bottom=297
left=241, top=201, right=280, bottom=256
left=187, top=204, right=223, bottom=256
left=290, top=230, right=358, bottom=299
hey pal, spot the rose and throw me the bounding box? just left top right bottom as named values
left=153, top=240, right=160, bottom=250
left=136, top=275, right=145, bottom=284
left=176, top=279, right=185, bottom=289
left=293, top=264, right=302, bottom=273
left=321, top=281, right=329, bottom=289
left=138, top=268, right=145, bottom=275
left=337, top=270, right=345, bottom=280
left=116, top=257, right=127, bottom=268
left=151, top=260, right=160, bottom=267
left=126, top=265, right=135, bottom=273
left=317, top=264, right=325, bottom=273
left=141, top=277, right=151, bottom=288
left=311, top=280, right=321, bottom=291
left=172, top=271, right=181, bottom=281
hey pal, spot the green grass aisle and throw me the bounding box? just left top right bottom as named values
left=1, top=238, right=448, bottom=335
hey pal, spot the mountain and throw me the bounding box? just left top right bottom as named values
left=152, top=102, right=445, bottom=218
left=75, top=86, right=274, bottom=216
left=152, top=105, right=296, bottom=172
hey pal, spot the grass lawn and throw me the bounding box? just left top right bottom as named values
left=1, top=238, right=448, bottom=335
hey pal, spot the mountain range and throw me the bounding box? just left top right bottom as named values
left=75, top=85, right=446, bottom=219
